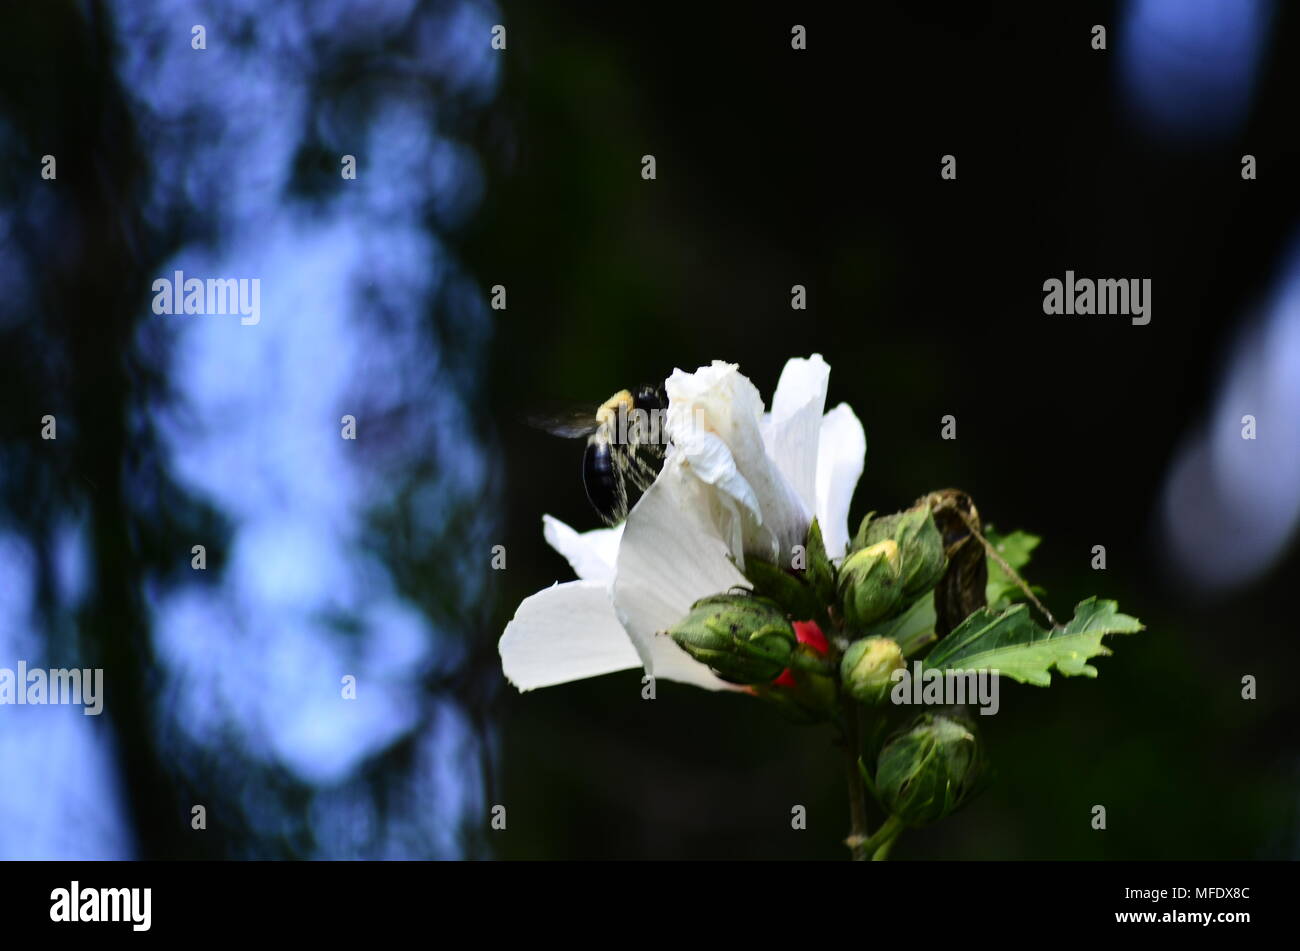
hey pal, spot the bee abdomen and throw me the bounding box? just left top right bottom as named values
left=582, top=436, right=626, bottom=525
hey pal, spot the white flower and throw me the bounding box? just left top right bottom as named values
left=498, top=354, right=866, bottom=692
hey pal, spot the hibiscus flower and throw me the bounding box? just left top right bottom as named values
left=499, top=354, right=866, bottom=691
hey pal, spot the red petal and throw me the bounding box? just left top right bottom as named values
left=792, top=620, right=829, bottom=655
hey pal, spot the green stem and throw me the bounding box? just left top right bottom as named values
left=863, top=815, right=903, bottom=860
left=842, top=696, right=870, bottom=861
left=872, top=831, right=900, bottom=861
left=857, top=757, right=882, bottom=807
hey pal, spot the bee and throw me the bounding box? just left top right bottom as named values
left=528, top=383, right=669, bottom=525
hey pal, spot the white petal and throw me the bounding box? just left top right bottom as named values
left=612, top=461, right=746, bottom=691
left=668, top=425, right=761, bottom=523
left=815, top=403, right=867, bottom=560
left=765, top=354, right=830, bottom=515
left=499, top=580, right=641, bottom=691
left=769, top=354, right=830, bottom=423
left=665, top=361, right=809, bottom=564
left=542, top=515, right=623, bottom=583
left=646, top=631, right=742, bottom=690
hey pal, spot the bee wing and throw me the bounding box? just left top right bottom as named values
left=523, top=404, right=599, bottom=439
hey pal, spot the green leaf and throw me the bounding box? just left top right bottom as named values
left=983, top=527, right=1039, bottom=571
left=805, top=518, right=837, bottom=610
left=743, top=557, right=821, bottom=621
left=863, top=592, right=936, bottom=656
left=983, top=527, right=1041, bottom=610
left=923, top=597, right=1144, bottom=686
left=849, top=510, right=877, bottom=554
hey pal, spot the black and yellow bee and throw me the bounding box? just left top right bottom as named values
left=529, top=383, right=669, bottom=525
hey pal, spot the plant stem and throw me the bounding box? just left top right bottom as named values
left=842, top=696, right=870, bottom=861
left=864, top=815, right=903, bottom=859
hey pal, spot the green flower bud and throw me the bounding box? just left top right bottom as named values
left=860, top=505, right=947, bottom=597
left=837, top=539, right=904, bottom=629
left=667, top=593, right=796, bottom=685
left=875, top=713, right=984, bottom=827
left=840, top=636, right=905, bottom=705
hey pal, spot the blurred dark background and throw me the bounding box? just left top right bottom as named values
left=2, top=0, right=1298, bottom=859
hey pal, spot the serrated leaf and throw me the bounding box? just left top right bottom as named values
left=983, top=528, right=1041, bottom=610
left=1060, top=597, right=1145, bottom=639
left=983, top=527, right=1039, bottom=571
left=923, top=597, right=1143, bottom=686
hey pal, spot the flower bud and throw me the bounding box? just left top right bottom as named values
left=746, top=619, right=837, bottom=722
left=667, top=593, right=796, bottom=685
left=875, top=713, right=984, bottom=827
left=837, top=539, right=904, bottom=629
left=840, top=636, right=905, bottom=705
left=859, top=505, right=947, bottom=597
